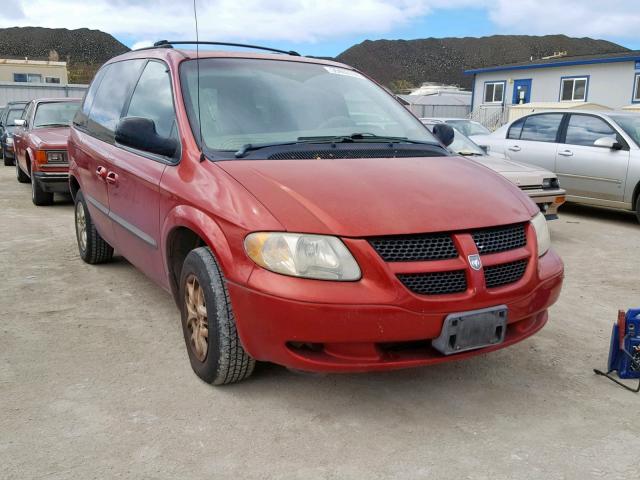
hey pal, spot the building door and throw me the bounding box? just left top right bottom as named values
left=512, top=79, right=532, bottom=104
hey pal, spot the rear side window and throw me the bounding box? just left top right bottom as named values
left=125, top=61, right=177, bottom=139
left=87, top=59, right=145, bottom=142
left=507, top=117, right=525, bottom=139
left=565, top=114, right=617, bottom=147
left=519, top=114, right=563, bottom=143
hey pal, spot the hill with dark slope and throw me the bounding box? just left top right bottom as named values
left=0, top=27, right=130, bottom=83
left=335, top=35, right=628, bottom=90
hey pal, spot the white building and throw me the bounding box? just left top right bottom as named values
left=466, top=50, right=640, bottom=119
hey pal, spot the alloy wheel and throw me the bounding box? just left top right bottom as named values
left=75, top=201, right=87, bottom=252
left=185, top=274, right=209, bottom=362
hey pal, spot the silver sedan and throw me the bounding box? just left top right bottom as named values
left=471, top=111, right=640, bottom=222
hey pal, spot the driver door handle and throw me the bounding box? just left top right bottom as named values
left=106, top=171, right=119, bottom=185
left=558, top=150, right=574, bottom=157
left=508, top=145, right=521, bottom=152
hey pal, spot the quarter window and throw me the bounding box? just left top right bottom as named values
left=507, top=117, right=526, bottom=139
left=565, top=114, right=617, bottom=147
left=87, top=59, right=145, bottom=142
left=125, top=61, right=177, bottom=139
left=560, top=77, right=588, bottom=102
left=519, top=114, right=563, bottom=143
left=484, top=82, right=505, bottom=104
left=634, top=73, right=640, bottom=102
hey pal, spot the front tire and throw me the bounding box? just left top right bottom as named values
left=179, top=247, right=255, bottom=385
left=636, top=197, right=640, bottom=224
left=31, top=177, right=54, bottom=206
left=16, top=160, right=29, bottom=183
left=75, top=190, right=114, bottom=264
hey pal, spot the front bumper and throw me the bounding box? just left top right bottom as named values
left=228, top=246, right=564, bottom=373
left=32, top=171, right=70, bottom=194
left=527, top=188, right=566, bottom=219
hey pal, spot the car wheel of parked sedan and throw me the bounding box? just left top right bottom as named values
left=15, top=161, right=29, bottom=183
left=636, top=197, right=640, bottom=224
left=179, top=247, right=255, bottom=385
left=74, top=190, right=114, bottom=264
left=31, top=178, right=54, bottom=206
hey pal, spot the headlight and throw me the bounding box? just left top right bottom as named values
left=530, top=212, right=550, bottom=257
left=5, top=137, right=13, bottom=146
left=46, top=151, right=65, bottom=163
left=244, top=232, right=361, bottom=281
left=542, top=177, right=559, bottom=190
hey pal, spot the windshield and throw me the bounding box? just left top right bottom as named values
left=446, top=120, right=491, bottom=137
left=33, top=102, right=80, bottom=128
left=6, top=108, right=24, bottom=127
left=180, top=58, right=437, bottom=152
left=445, top=127, right=486, bottom=156
left=610, top=115, right=640, bottom=147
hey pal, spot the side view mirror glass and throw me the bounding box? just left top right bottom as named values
left=593, top=136, right=622, bottom=150
left=432, top=123, right=455, bottom=147
left=115, top=117, right=178, bottom=158
left=13, top=119, right=26, bottom=127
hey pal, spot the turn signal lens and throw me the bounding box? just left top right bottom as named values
left=35, top=150, right=47, bottom=165
left=244, top=232, right=361, bottom=281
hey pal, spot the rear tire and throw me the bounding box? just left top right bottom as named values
left=16, top=160, right=29, bottom=183
left=636, top=197, right=640, bottom=224
left=179, top=247, right=255, bottom=385
left=31, top=177, right=54, bottom=206
left=75, top=190, right=114, bottom=264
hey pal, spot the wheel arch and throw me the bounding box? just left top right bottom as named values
left=633, top=180, right=640, bottom=211
left=69, top=174, right=80, bottom=201
left=162, top=205, right=246, bottom=306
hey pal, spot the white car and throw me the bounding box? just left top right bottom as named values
left=470, top=111, right=640, bottom=221
left=420, top=117, right=491, bottom=137
left=421, top=120, right=566, bottom=219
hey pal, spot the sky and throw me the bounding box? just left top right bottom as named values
left=0, top=0, right=639, bottom=56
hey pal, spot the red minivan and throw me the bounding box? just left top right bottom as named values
left=68, top=42, right=563, bottom=384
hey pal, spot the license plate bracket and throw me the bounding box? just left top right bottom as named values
left=432, top=305, right=508, bottom=355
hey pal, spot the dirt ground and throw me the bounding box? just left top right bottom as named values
left=1, top=165, right=639, bottom=480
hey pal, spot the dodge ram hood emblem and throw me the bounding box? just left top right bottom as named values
left=468, top=254, right=482, bottom=271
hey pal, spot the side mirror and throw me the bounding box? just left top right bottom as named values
left=13, top=119, right=26, bottom=127
left=594, top=136, right=622, bottom=150
left=115, top=117, right=178, bottom=158
left=432, top=123, right=455, bottom=147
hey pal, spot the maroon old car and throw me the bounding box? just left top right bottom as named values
left=14, top=98, right=81, bottom=205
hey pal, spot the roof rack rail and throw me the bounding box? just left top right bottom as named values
left=152, top=40, right=301, bottom=56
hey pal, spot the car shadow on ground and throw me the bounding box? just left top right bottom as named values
left=558, top=203, right=637, bottom=225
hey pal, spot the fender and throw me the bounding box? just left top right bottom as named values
left=161, top=204, right=255, bottom=286
left=25, top=146, right=36, bottom=176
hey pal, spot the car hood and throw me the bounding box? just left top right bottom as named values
left=30, top=127, right=71, bottom=149
left=470, top=153, right=556, bottom=187
left=218, top=156, right=538, bottom=237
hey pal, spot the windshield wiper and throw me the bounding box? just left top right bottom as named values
left=457, top=151, right=484, bottom=156
left=298, top=132, right=438, bottom=145
left=233, top=133, right=439, bottom=158
left=235, top=140, right=307, bottom=158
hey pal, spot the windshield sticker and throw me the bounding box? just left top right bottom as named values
left=324, top=66, right=365, bottom=79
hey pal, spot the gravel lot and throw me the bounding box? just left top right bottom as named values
left=1, top=165, right=639, bottom=480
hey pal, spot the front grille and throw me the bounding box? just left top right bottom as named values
left=472, top=223, right=526, bottom=255
left=398, top=270, right=467, bottom=295
left=369, top=234, right=458, bottom=262
left=519, top=185, right=543, bottom=191
left=268, top=149, right=440, bottom=160
left=484, top=259, right=528, bottom=289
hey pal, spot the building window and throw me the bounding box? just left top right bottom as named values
left=13, top=73, right=43, bottom=83
left=484, top=81, right=505, bottom=104
left=634, top=74, right=640, bottom=103
left=560, top=77, right=588, bottom=102
left=45, top=77, right=61, bottom=84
